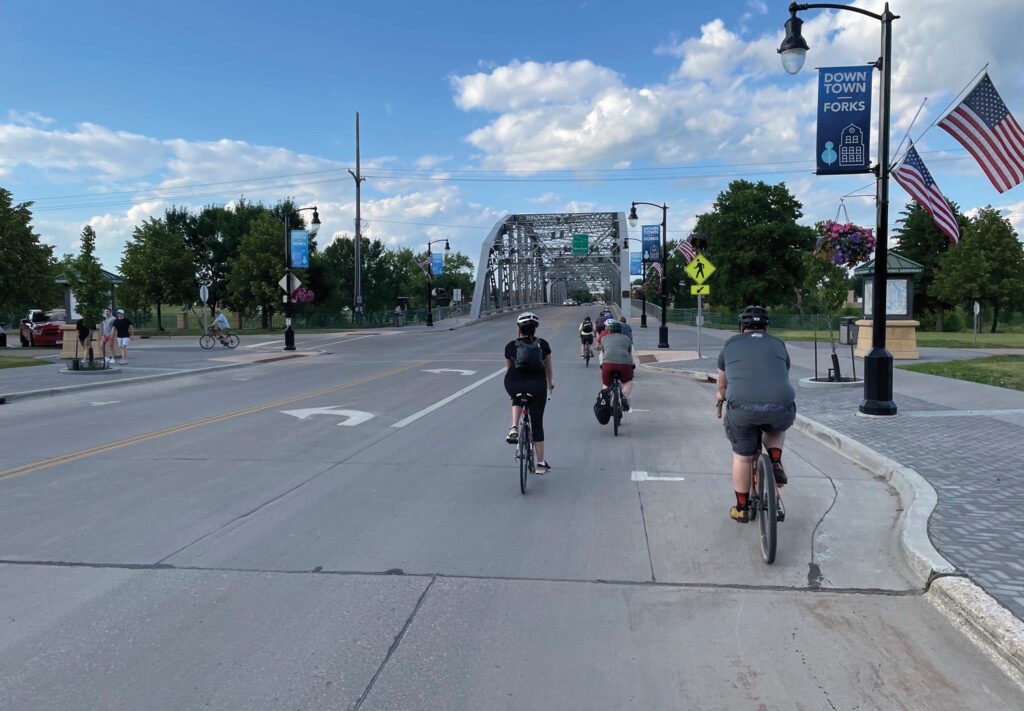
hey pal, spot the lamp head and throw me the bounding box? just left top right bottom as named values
left=444, top=239, right=451, bottom=252
left=779, top=10, right=809, bottom=75
left=627, top=204, right=639, bottom=227
left=309, top=208, right=321, bottom=236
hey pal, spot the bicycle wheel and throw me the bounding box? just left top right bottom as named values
left=612, top=384, right=622, bottom=436
left=199, top=334, right=216, bottom=349
left=584, top=347, right=591, bottom=367
left=225, top=334, right=240, bottom=349
left=518, top=416, right=530, bottom=495
left=756, top=452, right=777, bottom=564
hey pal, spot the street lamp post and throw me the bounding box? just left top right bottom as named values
left=424, top=238, right=451, bottom=327
left=779, top=1, right=898, bottom=416
left=623, top=237, right=648, bottom=327
left=283, top=206, right=321, bottom=351
left=628, top=202, right=669, bottom=348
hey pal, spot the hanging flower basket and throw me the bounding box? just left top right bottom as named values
left=813, top=220, right=876, bottom=268
left=293, top=286, right=315, bottom=303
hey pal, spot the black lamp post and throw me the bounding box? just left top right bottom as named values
left=629, top=202, right=669, bottom=348
left=424, top=238, right=451, bottom=327
left=623, top=237, right=648, bottom=327
left=283, top=206, right=320, bottom=351
left=779, top=1, right=898, bottom=416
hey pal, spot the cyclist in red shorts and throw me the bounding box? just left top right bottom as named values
left=596, top=319, right=635, bottom=411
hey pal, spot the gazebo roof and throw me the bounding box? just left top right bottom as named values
left=54, top=269, right=124, bottom=285
left=852, top=250, right=924, bottom=276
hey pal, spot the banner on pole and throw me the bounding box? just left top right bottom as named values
left=816, top=66, right=873, bottom=175
left=290, top=229, right=309, bottom=268
left=629, top=252, right=642, bottom=276
left=641, top=225, right=661, bottom=262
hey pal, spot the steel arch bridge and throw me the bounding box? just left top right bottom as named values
left=469, top=212, right=634, bottom=320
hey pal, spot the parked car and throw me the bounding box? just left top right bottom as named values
left=19, top=309, right=66, bottom=347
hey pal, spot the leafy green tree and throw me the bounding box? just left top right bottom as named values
left=694, top=180, right=815, bottom=312
left=60, top=226, right=110, bottom=332
left=226, top=212, right=283, bottom=324
left=931, top=206, right=1024, bottom=332
left=893, top=201, right=966, bottom=329
left=0, top=188, right=59, bottom=317
left=118, top=215, right=197, bottom=330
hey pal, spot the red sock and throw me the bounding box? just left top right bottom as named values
left=735, top=491, right=748, bottom=509
left=768, top=447, right=783, bottom=463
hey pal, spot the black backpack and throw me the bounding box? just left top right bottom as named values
left=514, top=338, right=546, bottom=373
left=581, top=322, right=594, bottom=334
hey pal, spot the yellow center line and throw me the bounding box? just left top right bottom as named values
left=0, top=361, right=430, bottom=481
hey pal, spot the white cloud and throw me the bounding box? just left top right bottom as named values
left=452, top=60, right=623, bottom=112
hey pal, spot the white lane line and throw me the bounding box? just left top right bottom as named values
left=632, top=471, right=686, bottom=482
left=392, top=367, right=506, bottom=428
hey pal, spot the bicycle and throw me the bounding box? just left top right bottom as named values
left=513, top=392, right=536, bottom=494
left=717, top=401, right=783, bottom=564
left=609, top=372, right=624, bottom=436
left=200, top=326, right=239, bottom=350
left=583, top=341, right=594, bottom=367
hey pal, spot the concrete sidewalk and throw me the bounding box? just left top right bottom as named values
left=628, top=319, right=1024, bottom=683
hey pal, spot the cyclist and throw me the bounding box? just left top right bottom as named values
left=618, top=316, right=633, bottom=340
left=595, top=310, right=608, bottom=336
left=715, top=306, right=796, bottom=523
left=212, top=308, right=231, bottom=344
left=596, top=319, right=635, bottom=411
left=578, top=316, right=595, bottom=358
left=503, top=312, right=554, bottom=474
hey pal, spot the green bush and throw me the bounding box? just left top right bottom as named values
left=942, top=310, right=964, bottom=332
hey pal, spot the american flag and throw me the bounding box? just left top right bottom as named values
left=649, top=261, right=664, bottom=277
left=938, top=73, right=1024, bottom=194
left=675, top=241, right=696, bottom=262
left=892, top=144, right=960, bottom=245
left=417, top=256, right=432, bottom=280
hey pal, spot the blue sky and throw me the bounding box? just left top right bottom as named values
left=3, top=0, right=1023, bottom=273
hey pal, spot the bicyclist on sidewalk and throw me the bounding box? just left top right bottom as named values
left=579, top=316, right=595, bottom=358
left=503, top=312, right=554, bottom=474
left=596, top=319, right=635, bottom=411
left=715, top=306, right=795, bottom=523
left=212, top=308, right=231, bottom=344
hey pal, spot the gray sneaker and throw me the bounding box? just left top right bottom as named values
left=534, top=461, right=550, bottom=475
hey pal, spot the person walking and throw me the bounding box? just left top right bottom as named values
left=100, top=308, right=117, bottom=363
left=112, top=309, right=133, bottom=363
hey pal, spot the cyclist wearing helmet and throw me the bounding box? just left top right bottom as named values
left=716, top=306, right=795, bottom=523
left=504, top=312, right=555, bottom=474
left=578, top=316, right=595, bottom=357
left=596, top=318, right=635, bottom=411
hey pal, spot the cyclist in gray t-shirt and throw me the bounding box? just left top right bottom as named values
left=715, top=305, right=796, bottom=523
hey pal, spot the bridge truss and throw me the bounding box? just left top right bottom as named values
left=470, top=212, right=632, bottom=320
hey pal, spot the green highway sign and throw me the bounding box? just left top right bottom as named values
left=572, top=234, right=589, bottom=255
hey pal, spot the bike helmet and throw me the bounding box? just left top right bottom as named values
left=606, top=320, right=622, bottom=333
left=517, top=311, right=540, bottom=327
left=738, top=305, right=769, bottom=329
left=583, top=316, right=592, bottom=321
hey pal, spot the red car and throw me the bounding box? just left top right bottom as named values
left=19, top=309, right=66, bottom=347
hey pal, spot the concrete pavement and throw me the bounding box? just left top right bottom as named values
left=2, top=317, right=1023, bottom=685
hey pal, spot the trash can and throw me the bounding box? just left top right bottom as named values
left=392, top=311, right=406, bottom=327
left=838, top=317, right=857, bottom=345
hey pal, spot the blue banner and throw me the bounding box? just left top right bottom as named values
left=816, top=66, right=873, bottom=174
left=641, top=225, right=661, bottom=262
left=431, top=252, right=444, bottom=277
left=289, top=229, right=309, bottom=268
left=630, top=252, right=642, bottom=276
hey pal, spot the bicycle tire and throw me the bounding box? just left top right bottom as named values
left=199, top=334, right=216, bottom=350
left=757, top=453, right=777, bottom=564
left=612, top=383, right=622, bottom=436
left=518, top=416, right=529, bottom=495
left=584, top=348, right=591, bottom=367
left=225, top=334, right=240, bottom=349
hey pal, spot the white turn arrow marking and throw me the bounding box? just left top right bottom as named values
left=631, top=471, right=686, bottom=482
left=422, top=368, right=476, bottom=376
left=89, top=401, right=120, bottom=406
left=280, top=406, right=374, bottom=426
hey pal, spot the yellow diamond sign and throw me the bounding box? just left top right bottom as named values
left=684, top=254, right=715, bottom=284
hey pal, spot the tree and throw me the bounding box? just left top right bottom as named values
left=694, top=180, right=815, bottom=312
left=893, top=201, right=966, bottom=330
left=60, top=225, right=110, bottom=334
left=0, top=188, right=59, bottom=317
left=118, top=215, right=197, bottom=330
left=931, top=206, right=1024, bottom=332
left=226, top=212, right=284, bottom=324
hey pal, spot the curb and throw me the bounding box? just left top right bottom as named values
left=642, top=362, right=1024, bottom=685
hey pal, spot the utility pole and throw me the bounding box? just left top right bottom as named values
left=348, top=112, right=365, bottom=318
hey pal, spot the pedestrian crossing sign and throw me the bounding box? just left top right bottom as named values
left=684, top=254, right=715, bottom=284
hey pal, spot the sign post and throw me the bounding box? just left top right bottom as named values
left=684, top=254, right=716, bottom=358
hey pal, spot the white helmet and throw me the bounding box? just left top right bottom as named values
left=517, top=311, right=539, bottom=326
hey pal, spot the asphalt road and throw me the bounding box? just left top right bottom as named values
left=0, top=309, right=1020, bottom=709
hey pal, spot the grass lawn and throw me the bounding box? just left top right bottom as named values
left=0, top=357, right=48, bottom=369
left=771, top=329, right=1024, bottom=349
left=897, top=355, right=1024, bottom=392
